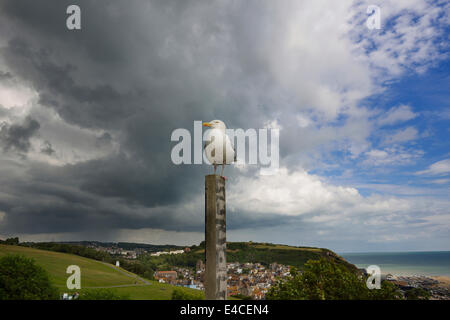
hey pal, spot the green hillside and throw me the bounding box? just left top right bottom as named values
left=0, top=244, right=203, bottom=300
left=152, top=241, right=357, bottom=273
left=226, top=242, right=357, bottom=272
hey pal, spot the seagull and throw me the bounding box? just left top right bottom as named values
left=203, top=120, right=236, bottom=178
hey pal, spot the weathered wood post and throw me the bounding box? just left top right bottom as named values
left=205, top=174, right=227, bottom=300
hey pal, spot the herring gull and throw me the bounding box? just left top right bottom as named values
left=203, top=120, right=236, bottom=178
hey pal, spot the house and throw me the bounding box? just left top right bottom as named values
left=227, top=285, right=239, bottom=297
left=252, top=287, right=265, bottom=300
left=154, top=270, right=178, bottom=283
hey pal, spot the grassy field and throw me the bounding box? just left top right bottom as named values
left=0, top=244, right=204, bottom=299
left=103, top=282, right=195, bottom=300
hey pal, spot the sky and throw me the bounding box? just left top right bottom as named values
left=0, top=0, right=449, bottom=252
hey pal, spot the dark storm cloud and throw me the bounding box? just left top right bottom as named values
left=0, top=156, right=298, bottom=235
left=40, top=140, right=55, bottom=155
left=0, top=116, right=40, bottom=153
left=0, top=105, right=7, bottom=118
left=0, top=0, right=296, bottom=236
left=0, top=158, right=202, bottom=234
left=0, top=71, right=13, bottom=82
left=2, top=38, right=137, bottom=129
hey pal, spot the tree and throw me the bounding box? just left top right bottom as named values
left=405, top=288, right=430, bottom=300
left=368, top=280, right=403, bottom=300
left=0, top=254, right=59, bottom=300
left=266, top=258, right=402, bottom=300
left=0, top=237, right=19, bottom=245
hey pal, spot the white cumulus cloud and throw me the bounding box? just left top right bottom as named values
left=416, top=159, right=450, bottom=176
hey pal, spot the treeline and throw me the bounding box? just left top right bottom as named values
left=58, top=241, right=183, bottom=253
left=0, top=237, right=19, bottom=245
left=139, top=251, right=201, bottom=271
left=115, top=259, right=155, bottom=280
left=117, top=242, right=183, bottom=252
left=24, top=242, right=113, bottom=263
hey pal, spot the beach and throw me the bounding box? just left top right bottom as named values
left=431, top=276, right=450, bottom=289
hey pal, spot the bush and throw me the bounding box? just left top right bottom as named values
left=171, top=287, right=204, bottom=300
left=369, top=280, right=404, bottom=300
left=405, top=287, right=430, bottom=300
left=79, top=289, right=130, bottom=300
left=0, top=254, right=59, bottom=300
left=266, top=257, right=402, bottom=300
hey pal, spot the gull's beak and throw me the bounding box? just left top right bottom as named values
left=203, top=122, right=211, bottom=127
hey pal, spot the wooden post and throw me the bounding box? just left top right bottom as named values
left=205, top=174, right=227, bottom=300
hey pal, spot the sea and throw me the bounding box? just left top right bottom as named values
left=339, top=251, right=450, bottom=277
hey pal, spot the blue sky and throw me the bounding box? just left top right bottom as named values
left=323, top=61, right=450, bottom=197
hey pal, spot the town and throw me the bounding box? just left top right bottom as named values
left=155, top=261, right=291, bottom=300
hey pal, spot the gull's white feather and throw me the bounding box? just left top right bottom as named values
left=204, top=120, right=235, bottom=165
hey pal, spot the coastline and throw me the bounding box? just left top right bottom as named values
left=339, top=251, right=450, bottom=299
left=377, top=274, right=450, bottom=300
left=431, top=276, right=450, bottom=290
